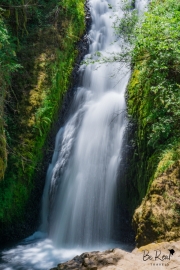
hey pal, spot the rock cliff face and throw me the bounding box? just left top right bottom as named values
left=50, top=240, right=180, bottom=270
left=133, top=161, right=180, bottom=247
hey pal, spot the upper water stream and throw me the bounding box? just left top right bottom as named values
left=0, top=0, right=148, bottom=269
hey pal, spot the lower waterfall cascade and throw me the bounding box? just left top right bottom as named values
left=40, top=0, right=148, bottom=248
left=0, top=0, right=149, bottom=269
left=41, top=1, right=129, bottom=247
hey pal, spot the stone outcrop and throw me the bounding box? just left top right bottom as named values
left=50, top=240, right=180, bottom=270
left=133, top=161, right=180, bottom=247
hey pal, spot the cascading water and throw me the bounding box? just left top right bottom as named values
left=40, top=0, right=141, bottom=249
left=0, top=0, right=149, bottom=269
left=42, top=0, right=129, bottom=249
left=41, top=0, right=130, bottom=248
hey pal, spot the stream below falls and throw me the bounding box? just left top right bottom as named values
left=0, top=0, right=148, bottom=269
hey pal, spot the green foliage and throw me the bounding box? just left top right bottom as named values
left=113, top=0, right=138, bottom=43
left=131, top=0, right=180, bottom=147
left=0, top=15, right=20, bottom=179
left=0, top=0, right=86, bottom=230
left=126, top=0, right=180, bottom=211
left=0, top=18, right=18, bottom=73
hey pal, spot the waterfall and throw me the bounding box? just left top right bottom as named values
left=0, top=1, right=150, bottom=269
left=40, top=0, right=147, bottom=248
left=40, top=0, right=149, bottom=249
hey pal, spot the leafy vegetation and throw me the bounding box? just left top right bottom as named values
left=125, top=0, right=180, bottom=244
left=0, top=0, right=86, bottom=240
left=0, top=14, right=20, bottom=179
left=130, top=0, right=180, bottom=146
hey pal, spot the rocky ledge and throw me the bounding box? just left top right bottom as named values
left=133, top=161, right=180, bottom=247
left=51, top=240, right=180, bottom=270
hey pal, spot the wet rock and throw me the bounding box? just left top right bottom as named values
left=51, top=240, right=180, bottom=270
left=51, top=249, right=125, bottom=270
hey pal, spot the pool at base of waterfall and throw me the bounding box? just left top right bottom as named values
left=0, top=231, right=134, bottom=270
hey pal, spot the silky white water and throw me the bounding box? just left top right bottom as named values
left=41, top=0, right=129, bottom=248
left=0, top=0, right=149, bottom=269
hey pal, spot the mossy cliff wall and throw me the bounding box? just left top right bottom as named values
left=0, top=0, right=87, bottom=245
left=126, top=0, right=180, bottom=247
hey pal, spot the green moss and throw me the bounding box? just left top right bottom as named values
left=133, top=161, right=180, bottom=247
left=0, top=0, right=86, bottom=231
left=127, top=0, right=180, bottom=246
left=150, top=144, right=180, bottom=185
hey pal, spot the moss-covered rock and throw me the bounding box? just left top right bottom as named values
left=133, top=161, right=180, bottom=247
